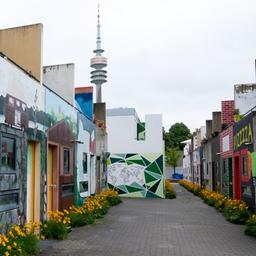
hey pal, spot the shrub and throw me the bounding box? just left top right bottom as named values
left=165, top=180, right=176, bottom=199
left=179, top=180, right=201, bottom=195
left=223, top=199, right=251, bottom=224
left=17, top=232, right=39, bottom=255
left=69, top=213, right=89, bottom=227
left=41, top=220, right=68, bottom=240
left=107, top=196, right=122, bottom=206
left=199, top=189, right=227, bottom=211
left=245, top=214, right=256, bottom=237
left=0, top=223, right=40, bottom=256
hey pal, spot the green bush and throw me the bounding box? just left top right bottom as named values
left=41, top=220, right=68, bottom=240
left=165, top=180, right=176, bottom=199
left=223, top=207, right=251, bottom=224
left=204, top=198, right=217, bottom=207
left=18, top=232, right=39, bottom=255
left=245, top=220, right=256, bottom=236
left=107, top=196, right=122, bottom=206
left=69, top=212, right=96, bottom=227
left=166, top=190, right=176, bottom=199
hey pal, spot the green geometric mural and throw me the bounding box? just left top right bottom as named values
left=107, top=153, right=164, bottom=198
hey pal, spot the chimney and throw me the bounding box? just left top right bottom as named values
left=206, top=120, right=212, bottom=139
left=212, top=111, right=222, bottom=133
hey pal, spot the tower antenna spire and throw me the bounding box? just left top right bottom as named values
left=90, top=3, right=108, bottom=103
left=97, top=3, right=100, bottom=26
left=96, top=3, right=101, bottom=53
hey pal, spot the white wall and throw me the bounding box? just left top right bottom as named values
left=107, top=114, right=163, bottom=154
left=0, top=55, right=45, bottom=112
left=43, top=63, right=74, bottom=105
left=77, top=119, right=91, bottom=197
left=234, top=84, right=256, bottom=115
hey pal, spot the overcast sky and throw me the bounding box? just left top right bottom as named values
left=1, top=0, right=256, bottom=131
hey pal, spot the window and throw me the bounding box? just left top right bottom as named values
left=241, top=185, right=251, bottom=197
left=83, top=153, right=87, bottom=174
left=0, top=192, right=19, bottom=212
left=90, top=155, right=94, bottom=172
left=1, top=136, right=15, bottom=171
left=79, top=181, right=88, bottom=193
left=61, top=184, right=74, bottom=197
left=63, top=148, right=70, bottom=174
left=242, top=156, right=247, bottom=176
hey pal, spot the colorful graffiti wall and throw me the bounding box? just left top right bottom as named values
left=233, top=112, right=256, bottom=209
left=107, top=153, right=164, bottom=198
left=0, top=54, right=46, bottom=227
left=0, top=53, right=97, bottom=227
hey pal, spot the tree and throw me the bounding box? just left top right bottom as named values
left=165, top=148, right=182, bottom=175
left=164, top=122, right=191, bottom=151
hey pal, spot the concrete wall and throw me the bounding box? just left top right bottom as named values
left=43, top=63, right=75, bottom=105
left=182, top=140, right=192, bottom=181
left=212, top=112, right=222, bottom=133
left=107, top=113, right=163, bottom=154
left=206, top=120, right=213, bottom=139
left=234, top=84, right=256, bottom=115
left=204, top=141, right=213, bottom=190
left=0, top=23, right=43, bottom=82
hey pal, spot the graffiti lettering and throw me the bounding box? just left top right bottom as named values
left=233, top=123, right=253, bottom=150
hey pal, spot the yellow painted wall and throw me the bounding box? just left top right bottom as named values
left=26, top=142, right=41, bottom=223
left=34, top=143, right=41, bottom=222
left=0, top=23, right=43, bottom=82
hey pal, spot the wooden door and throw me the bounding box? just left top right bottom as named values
left=228, top=158, right=233, bottom=197
left=26, top=141, right=40, bottom=223
left=47, top=144, right=59, bottom=214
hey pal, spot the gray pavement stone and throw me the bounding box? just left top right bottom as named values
left=40, top=184, right=256, bottom=256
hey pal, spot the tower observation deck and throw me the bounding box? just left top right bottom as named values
left=90, top=4, right=107, bottom=103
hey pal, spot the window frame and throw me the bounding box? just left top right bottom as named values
left=79, top=181, right=89, bottom=193
left=63, top=147, right=70, bottom=175
left=82, top=153, right=88, bottom=174
left=0, top=133, right=17, bottom=173
left=0, top=189, right=19, bottom=212
left=61, top=184, right=74, bottom=197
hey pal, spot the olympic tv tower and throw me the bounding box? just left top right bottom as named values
left=90, top=4, right=107, bottom=103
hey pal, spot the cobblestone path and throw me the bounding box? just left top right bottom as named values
left=40, top=184, right=256, bottom=256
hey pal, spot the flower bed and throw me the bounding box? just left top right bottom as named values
left=0, top=223, right=40, bottom=256
left=179, top=180, right=254, bottom=232
left=41, top=189, right=122, bottom=240
left=0, top=189, right=122, bottom=255
left=165, top=180, right=176, bottom=199
left=179, top=179, right=201, bottom=196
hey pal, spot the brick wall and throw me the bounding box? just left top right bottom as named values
left=221, top=100, right=234, bottom=125
left=220, top=126, right=233, bottom=158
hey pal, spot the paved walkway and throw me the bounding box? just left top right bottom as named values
left=40, top=184, right=256, bottom=256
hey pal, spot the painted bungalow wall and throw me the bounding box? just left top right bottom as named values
left=0, top=53, right=46, bottom=227
left=0, top=53, right=97, bottom=227
left=220, top=126, right=233, bottom=197
left=233, top=112, right=256, bottom=209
